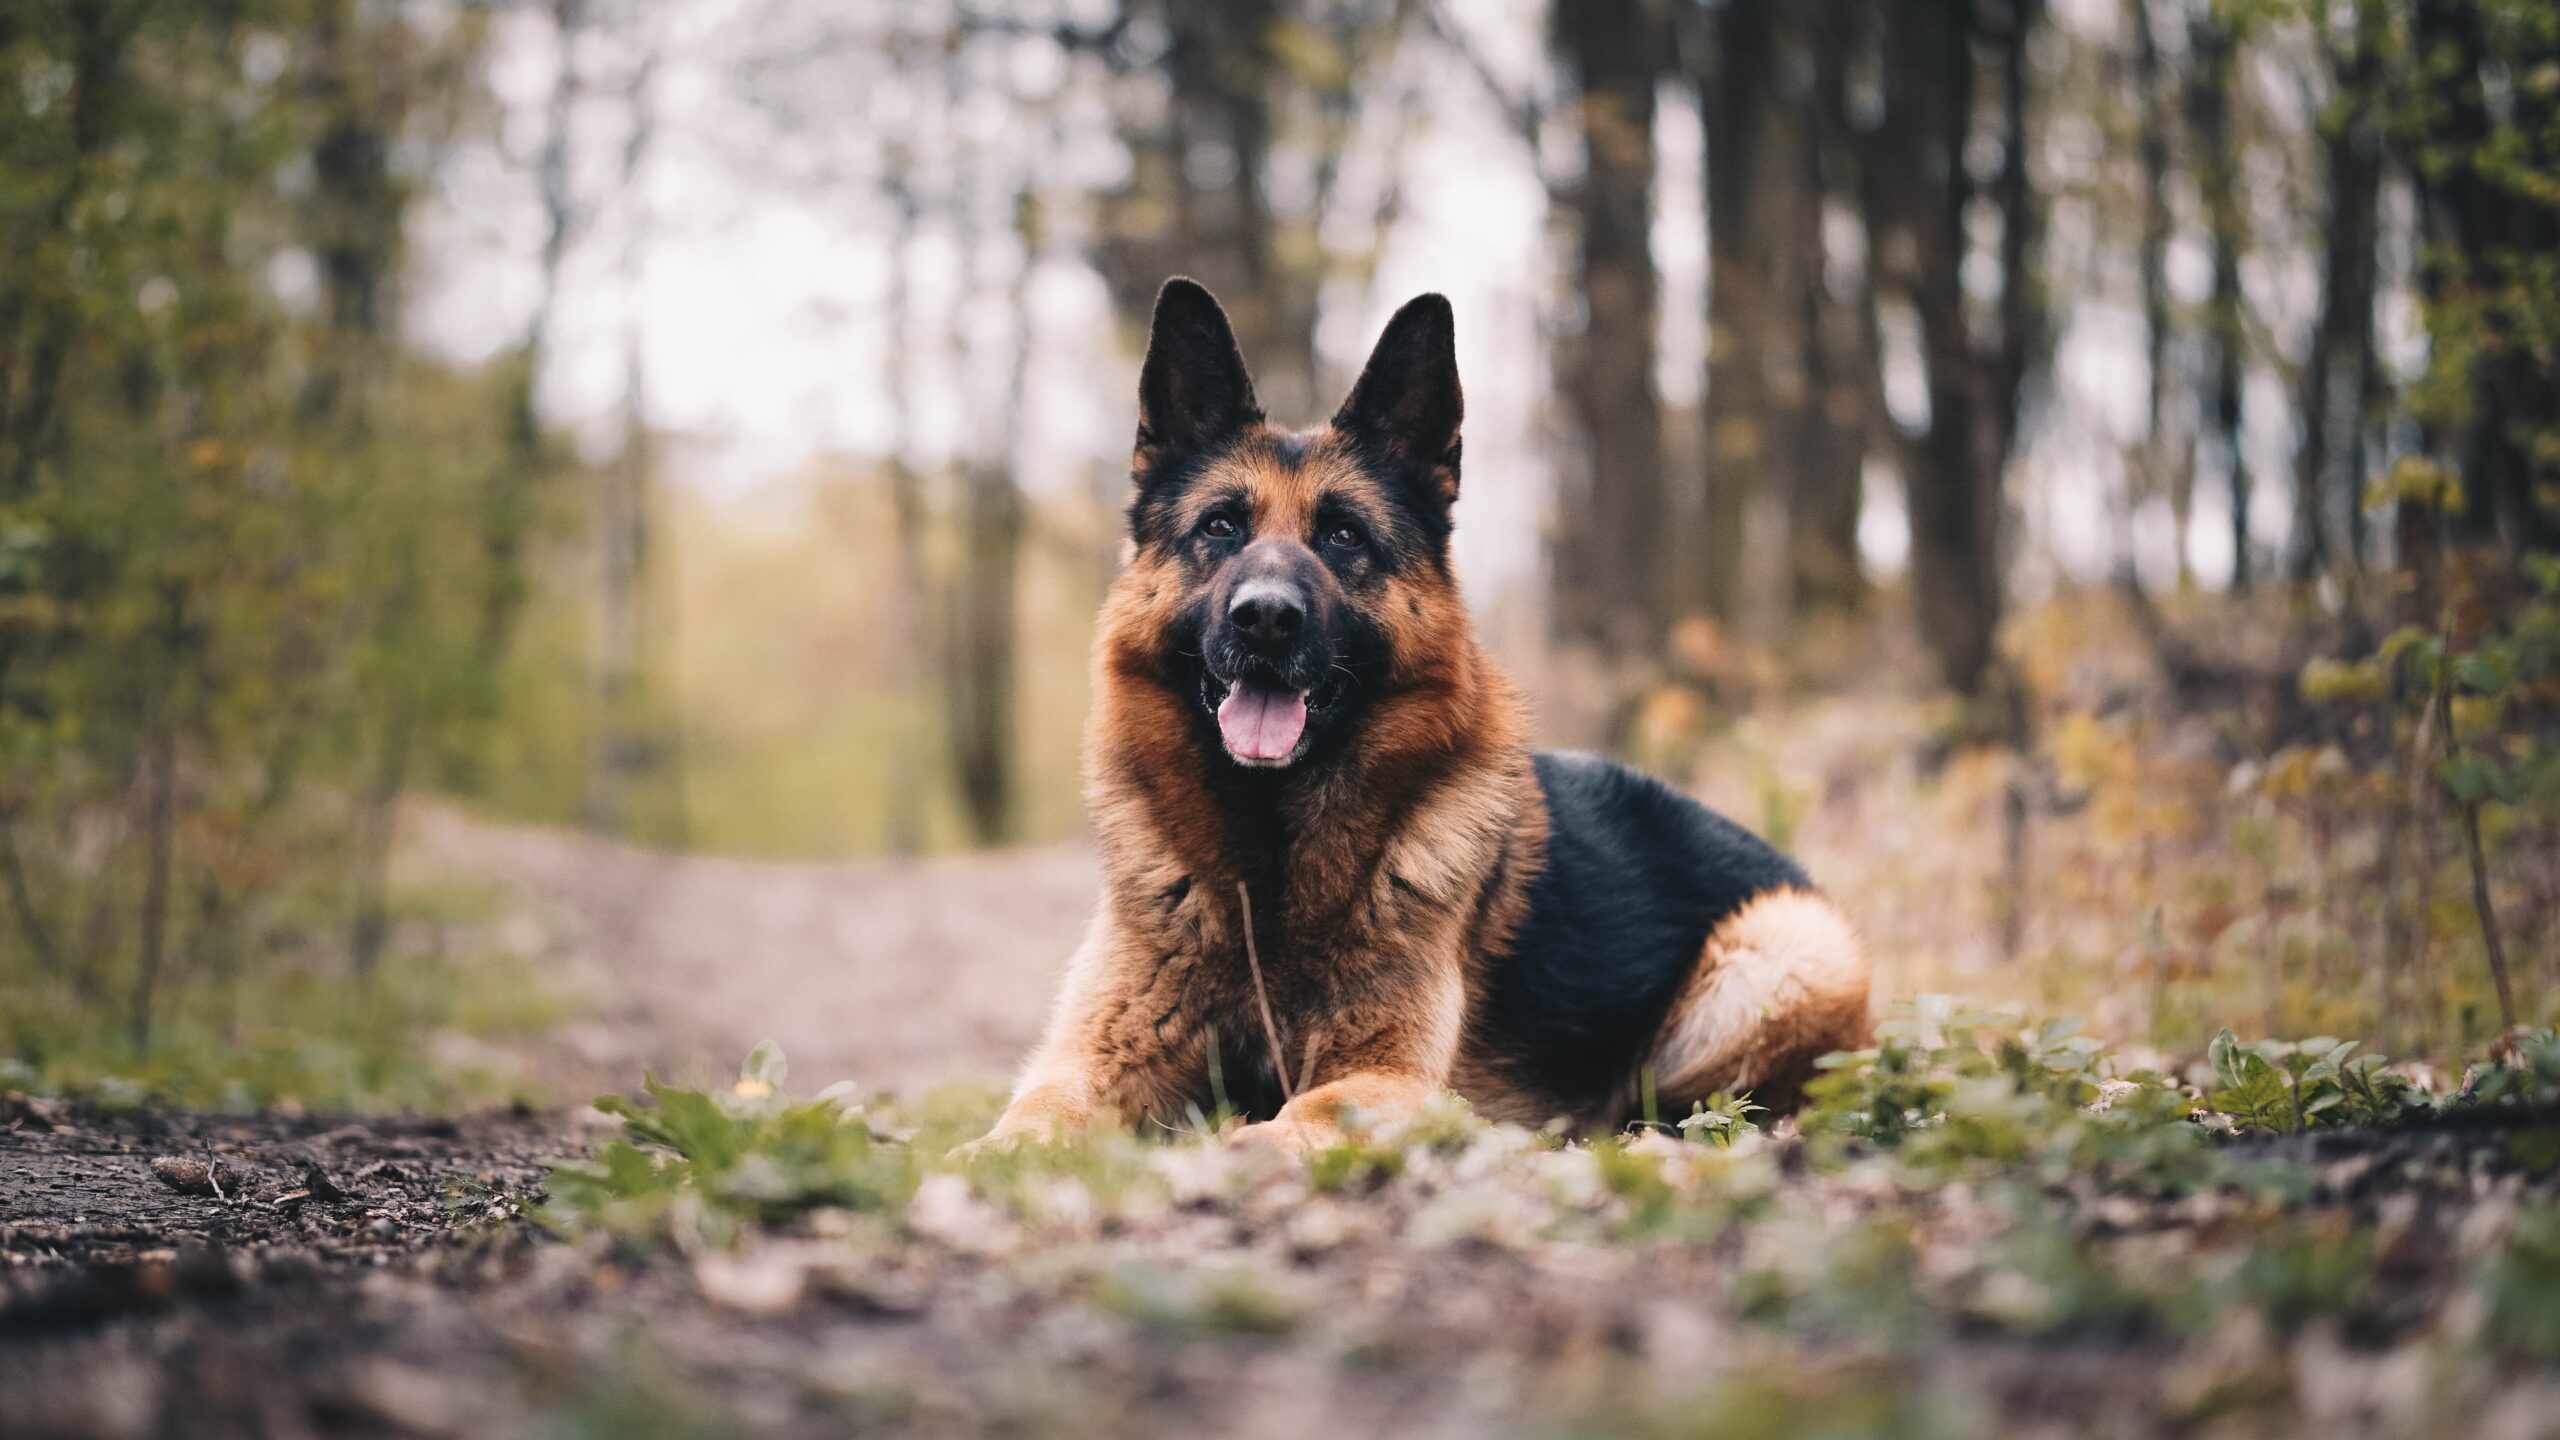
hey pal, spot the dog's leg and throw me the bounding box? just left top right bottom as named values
left=970, top=919, right=1188, bottom=1152
left=1239, top=1071, right=1440, bottom=1152
left=1644, top=887, right=1871, bottom=1114
left=1228, top=964, right=1465, bottom=1152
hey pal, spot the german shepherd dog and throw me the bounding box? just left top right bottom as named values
left=975, top=279, right=1869, bottom=1152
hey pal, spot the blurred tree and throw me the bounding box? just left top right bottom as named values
left=1092, top=1, right=1306, bottom=413
left=0, top=1, right=521, bottom=1042
left=583, top=15, right=672, bottom=840
left=482, top=0, right=585, bottom=681
left=880, top=164, right=934, bottom=858
left=2186, top=0, right=2254, bottom=591
left=305, top=0, right=425, bottom=979
left=1552, top=0, right=1670, bottom=662
left=1089, top=1, right=1408, bottom=424
left=2292, top=0, right=2387, bottom=582
left=2399, top=0, right=2560, bottom=561
left=947, top=192, right=1037, bottom=848
left=1786, top=0, right=1879, bottom=619
left=1688, top=0, right=1875, bottom=626
left=1694, top=0, right=1778, bottom=626
left=2130, top=0, right=2191, bottom=589
left=1854, top=0, right=2045, bottom=699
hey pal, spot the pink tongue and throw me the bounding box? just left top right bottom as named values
left=1217, top=681, right=1308, bottom=762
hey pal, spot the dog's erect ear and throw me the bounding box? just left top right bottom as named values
left=1333, top=293, right=1463, bottom=509
left=1135, top=278, right=1262, bottom=468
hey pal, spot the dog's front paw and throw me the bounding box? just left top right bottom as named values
left=946, top=1133, right=1010, bottom=1164
left=1222, top=1118, right=1330, bottom=1155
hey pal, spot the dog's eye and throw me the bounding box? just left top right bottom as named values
left=1325, top=521, right=1367, bottom=549
left=1201, top=513, right=1239, bottom=540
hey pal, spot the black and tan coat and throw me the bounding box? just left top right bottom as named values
left=976, top=279, right=1869, bottom=1152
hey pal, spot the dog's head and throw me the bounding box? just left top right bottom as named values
left=1109, top=278, right=1468, bottom=772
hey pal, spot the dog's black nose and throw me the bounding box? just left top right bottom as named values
left=1228, top=581, right=1305, bottom=649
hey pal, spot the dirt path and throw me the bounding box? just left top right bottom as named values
left=399, top=804, right=1099, bottom=1099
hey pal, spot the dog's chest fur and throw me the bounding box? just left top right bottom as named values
left=1089, top=710, right=1538, bottom=1116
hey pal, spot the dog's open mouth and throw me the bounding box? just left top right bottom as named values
left=1215, top=677, right=1307, bottom=764
left=1202, top=669, right=1346, bottom=767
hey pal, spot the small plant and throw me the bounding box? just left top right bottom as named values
left=2458, top=1028, right=2560, bottom=1111
left=2206, top=1031, right=2355, bottom=1134
left=2201, top=1028, right=2480, bottom=1134
left=541, top=1043, right=913, bottom=1247
left=1675, top=1091, right=1764, bottom=1147
left=1305, top=1136, right=1407, bottom=1193
left=1802, top=1004, right=2119, bottom=1151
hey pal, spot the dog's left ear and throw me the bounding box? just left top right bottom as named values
left=1333, top=293, right=1463, bottom=510
left=1136, top=277, right=1263, bottom=470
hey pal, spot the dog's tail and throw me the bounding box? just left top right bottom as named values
left=1643, top=886, right=1872, bottom=1113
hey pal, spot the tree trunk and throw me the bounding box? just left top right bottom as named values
left=1696, top=0, right=1777, bottom=627
left=946, top=202, right=1034, bottom=849
left=304, top=0, right=416, bottom=977
left=480, top=0, right=585, bottom=680
left=881, top=182, right=932, bottom=858
left=2406, top=0, right=2560, bottom=559
left=2290, top=0, right=2384, bottom=583
left=1787, top=0, right=1871, bottom=617
left=1091, top=1, right=1321, bottom=417
left=585, top=37, right=662, bottom=837
left=1, top=2, right=137, bottom=501
left=129, top=705, right=176, bottom=1049
left=2188, top=2, right=2252, bottom=590
left=2131, top=0, right=2186, bottom=586
left=1863, top=0, right=2037, bottom=698
left=1553, top=0, right=1667, bottom=662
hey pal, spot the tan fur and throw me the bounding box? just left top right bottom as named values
left=1643, top=887, right=1873, bottom=1111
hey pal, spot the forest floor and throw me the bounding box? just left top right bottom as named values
left=7, top=678, right=2560, bottom=1438
left=5, top=1051, right=2559, bottom=1440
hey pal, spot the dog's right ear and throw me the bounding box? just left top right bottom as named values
left=1135, top=278, right=1262, bottom=470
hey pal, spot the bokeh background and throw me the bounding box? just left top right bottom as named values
left=1, top=0, right=2553, bottom=1105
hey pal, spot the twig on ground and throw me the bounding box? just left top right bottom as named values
left=1236, top=881, right=1296, bottom=1105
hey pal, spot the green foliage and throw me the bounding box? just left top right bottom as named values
left=1551, top=1363, right=1963, bottom=1440
left=0, top=4, right=538, bottom=1052
left=1674, top=1091, right=1763, bottom=1147
left=2458, top=1028, right=2560, bottom=1110
left=2208, top=1031, right=2357, bottom=1132
left=1805, top=1001, right=2560, bottom=1169
left=534, top=1027, right=2560, bottom=1438
left=1305, top=1136, right=1407, bottom=1193
left=540, top=1015, right=2553, bottom=1277
left=1803, top=1005, right=2149, bottom=1168
left=541, top=1045, right=913, bottom=1247
left=1960, top=1212, right=2186, bottom=1340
